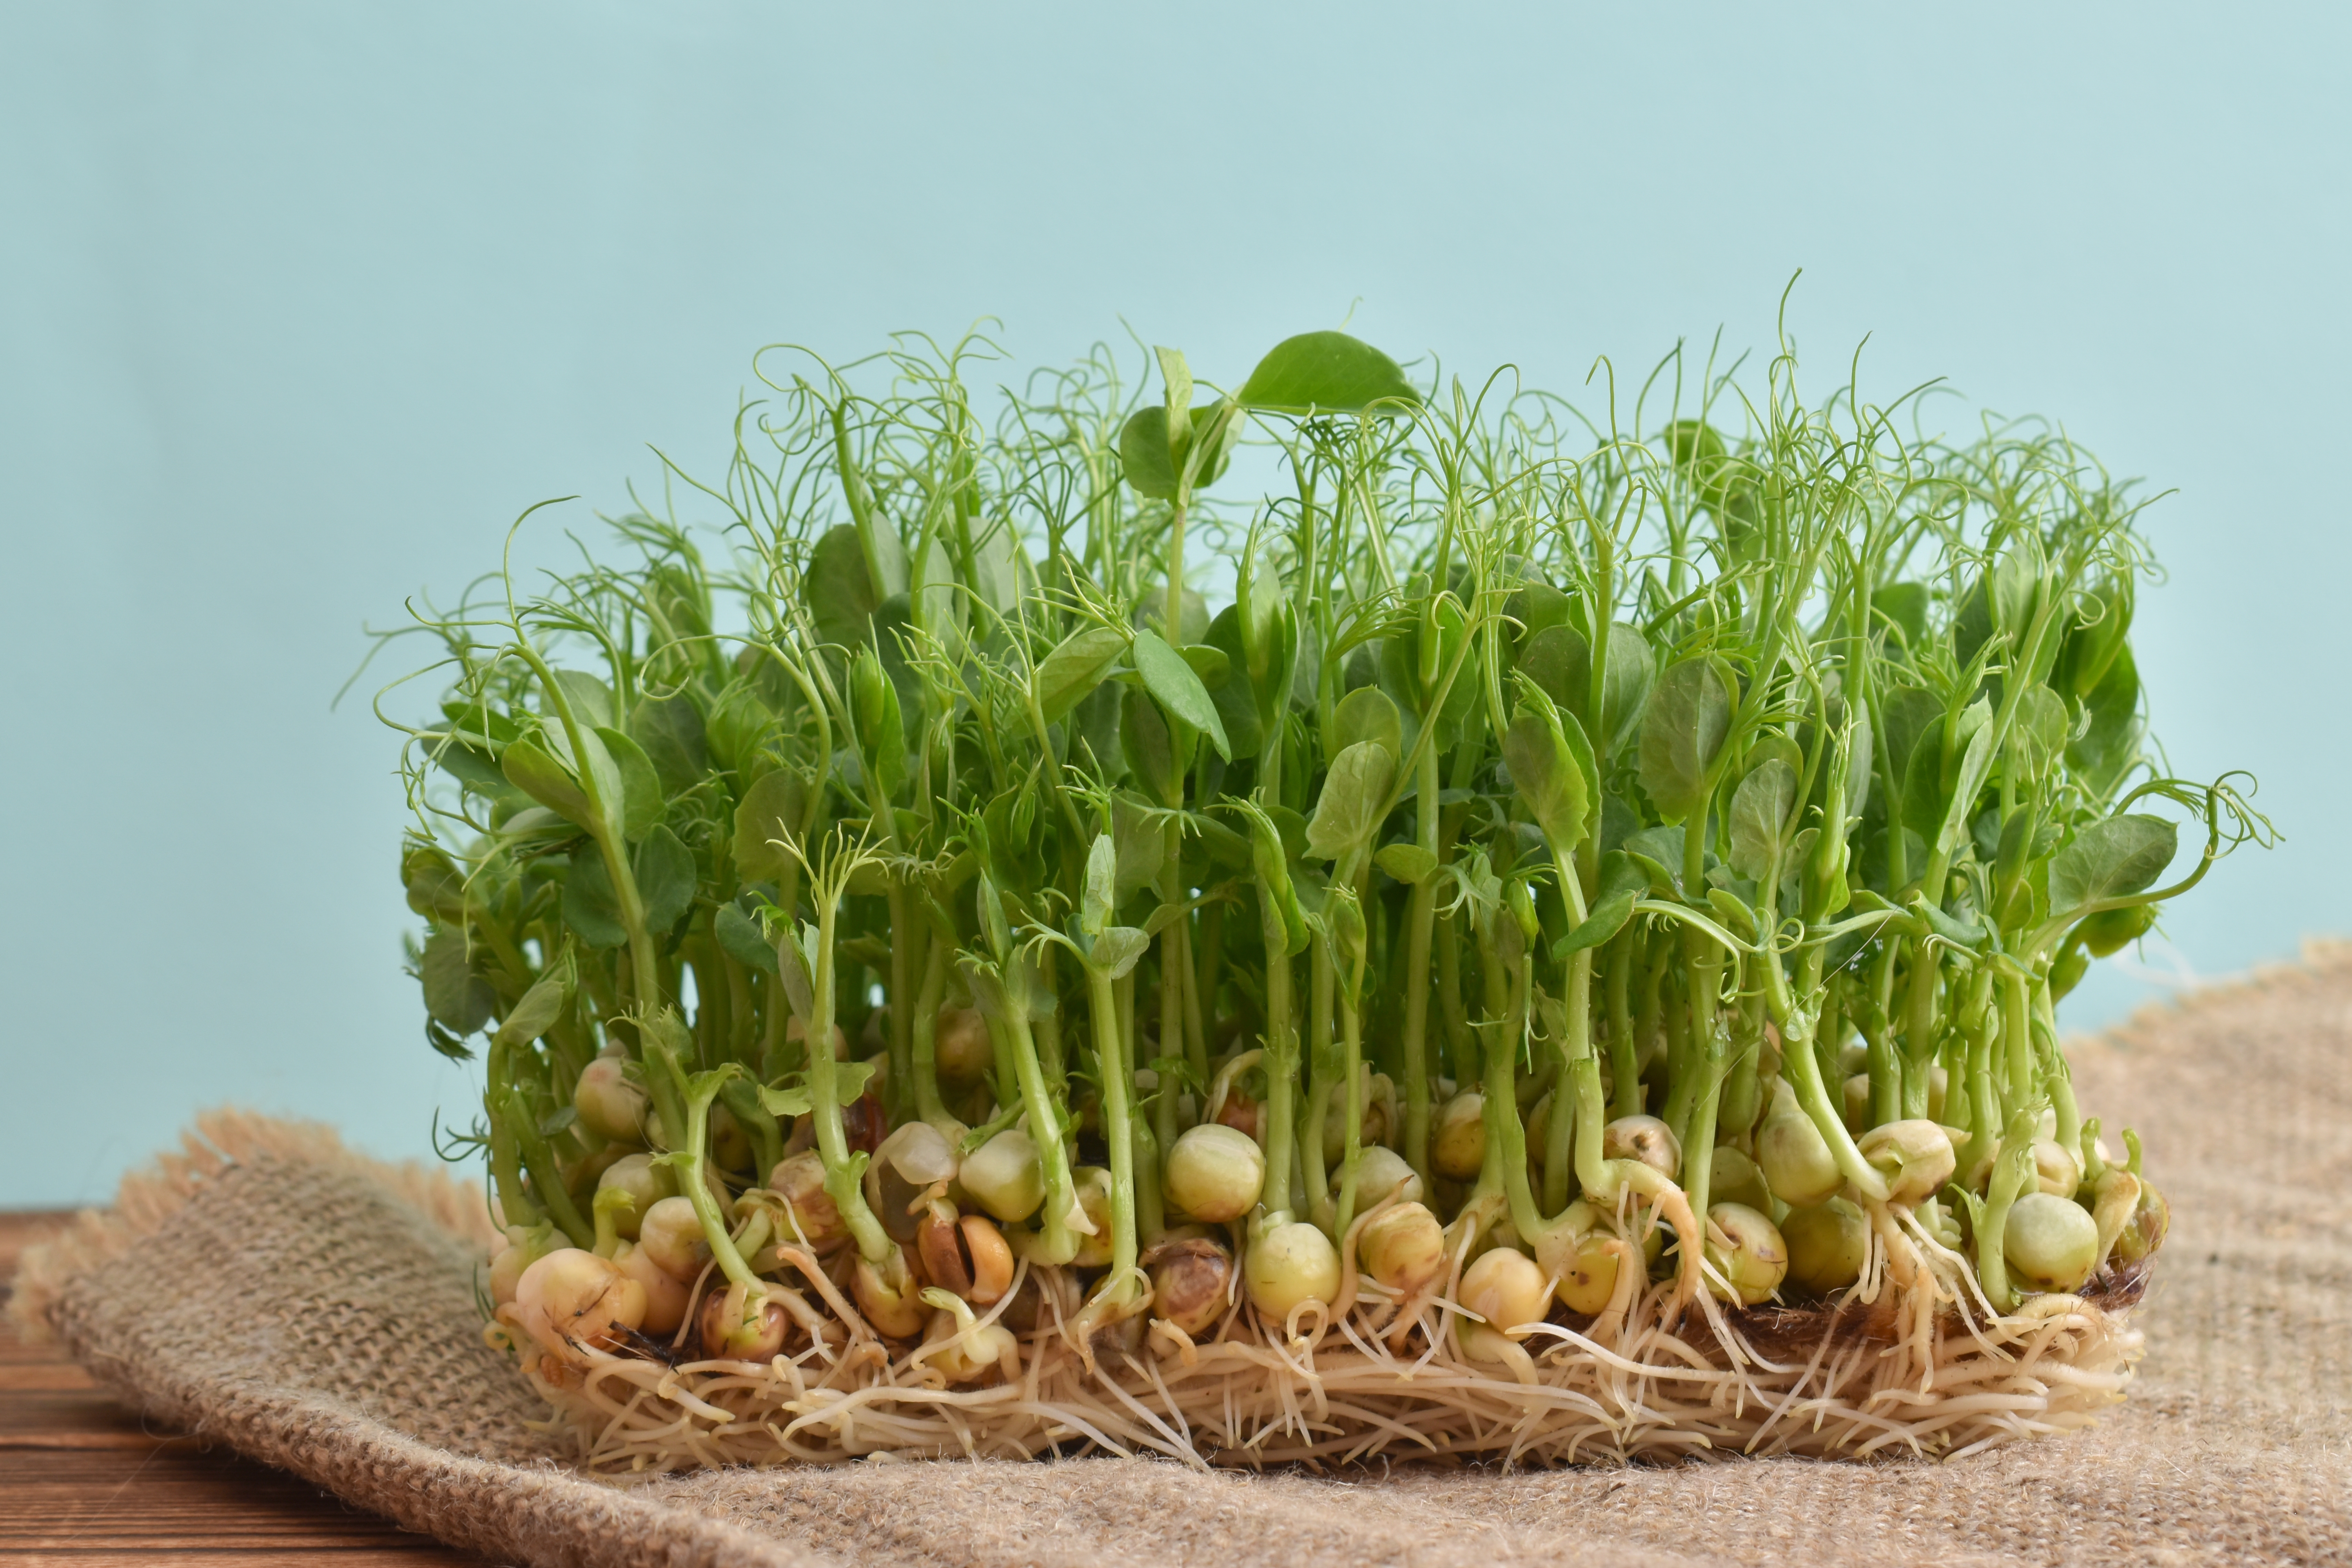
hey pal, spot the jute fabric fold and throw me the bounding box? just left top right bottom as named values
left=16, top=945, right=2352, bottom=1567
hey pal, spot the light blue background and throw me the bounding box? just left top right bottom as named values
left=3, top=4, right=2339, bottom=1205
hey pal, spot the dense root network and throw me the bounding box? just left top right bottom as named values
left=516, top=1217, right=2152, bottom=1474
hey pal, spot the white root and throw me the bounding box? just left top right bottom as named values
left=521, top=1250, right=2151, bottom=1474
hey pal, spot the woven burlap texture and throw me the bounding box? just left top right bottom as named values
left=15, top=946, right=2352, bottom=1568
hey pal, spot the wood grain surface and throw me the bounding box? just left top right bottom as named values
left=1, top=1211, right=496, bottom=1567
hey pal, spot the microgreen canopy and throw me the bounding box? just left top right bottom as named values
left=377, top=318, right=2264, bottom=1468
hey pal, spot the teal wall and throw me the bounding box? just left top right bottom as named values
left=2, top=4, right=2340, bottom=1203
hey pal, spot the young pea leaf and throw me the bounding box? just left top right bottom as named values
left=1088, top=924, right=1152, bottom=979
left=1111, top=792, right=1165, bottom=902
left=427, top=737, right=507, bottom=792
left=1879, top=686, right=1943, bottom=783
left=1191, top=812, right=1252, bottom=871
left=1132, top=628, right=1231, bottom=760
left=1933, top=711, right=1999, bottom=862
left=630, top=693, right=708, bottom=796
left=704, top=680, right=776, bottom=776
left=633, top=824, right=696, bottom=934
left=833, top=1058, right=877, bottom=1103
left=500, top=739, right=595, bottom=831
left=773, top=918, right=817, bottom=1022
left=402, top=844, right=468, bottom=922
left=1514, top=624, right=1583, bottom=710
left=1034, top=625, right=1129, bottom=726
left=1705, top=887, right=1759, bottom=942
left=1506, top=580, right=1574, bottom=646
left=1502, top=704, right=1589, bottom=852
left=425, top=1019, right=474, bottom=1063
left=544, top=670, right=615, bottom=731
left=757, top=1081, right=813, bottom=1119
left=849, top=645, right=907, bottom=796
left=2067, top=643, right=2143, bottom=795
left=419, top=929, right=495, bottom=1034
left=1083, top=832, right=1118, bottom=935
left=1305, top=740, right=1398, bottom=862
left=1374, top=842, right=1438, bottom=886
left=2049, top=814, right=2178, bottom=914
left=1201, top=606, right=1263, bottom=760
left=1728, top=758, right=1798, bottom=882
left=560, top=842, right=630, bottom=949
left=715, top=900, right=779, bottom=973
left=493, top=965, right=569, bottom=1049
left=1181, top=642, right=1230, bottom=690
left=1552, top=889, right=1636, bottom=958
left=593, top=726, right=664, bottom=842
left=1621, top=825, right=1688, bottom=897
left=1122, top=681, right=1191, bottom=807
left=1117, top=405, right=1233, bottom=500
left=805, top=523, right=883, bottom=651
left=1236, top=330, right=1420, bottom=415
left=1332, top=683, right=1403, bottom=762
left=2014, top=686, right=2071, bottom=776
left=1637, top=656, right=1733, bottom=825
left=1873, top=582, right=1930, bottom=648
left=733, top=768, right=805, bottom=886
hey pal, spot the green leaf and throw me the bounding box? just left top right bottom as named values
left=1332, top=684, right=1403, bottom=762
left=1873, top=583, right=1929, bottom=647
left=2067, top=643, right=2143, bottom=796
left=1089, top=925, right=1152, bottom=980
left=1553, top=890, right=1637, bottom=958
left=1374, top=842, right=1437, bottom=886
left=560, top=843, right=630, bottom=949
left=715, top=900, right=779, bottom=973
left=633, top=824, right=696, bottom=933
left=594, top=726, right=664, bottom=842
left=806, top=523, right=884, bottom=651
left=426, top=737, right=507, bottom=793
left=848, top=645, right=907, bottom=796
left=733, top=768, right=805, bottom=886
left=1181, top=643, right=1230, bottom=690
left=544, top=670, right=615, bottom=731
left=499, top=740, right=595, bottom=831
left=1704, top=887, right=1759, bottom=942
left=1132, top=628, right=1230, bottom=760
left=1236, top=330, right=1420, bottom=416
left=2049, top=814, right=2178, bottom=915
left=1033, top=626, right=1128, bottom=725
left=420, top=929, right=495, bottom=1034
left=1305, top=740, right=1398, bottom=862
left=1083, top=832, right=1118, bottom=935
left=1111, top=792, right=1165, bottom=903
left=705, top=680, right=777, bottom=776
left=757, top=1082, right=813, bottom=1119
left=1118, top=405, right=1233, bottom=500
left=1933, top=711, right=1999, bottom=862
left=1201, top=606, right=1263, bottom=761
left=1503, top=706, right=1589, bottom=852
left=1122, top=685, right=1188, bottom=808
left=492, top=965, right=569, bottom=1049
left=1728, top=759, right=1798, bottom=882
left=1637, top=656, right=1733, bottom=825
left=630, top=693, right=709, bottom=795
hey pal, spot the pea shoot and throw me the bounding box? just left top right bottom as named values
left=388, top=319, right=2264, bottom=1469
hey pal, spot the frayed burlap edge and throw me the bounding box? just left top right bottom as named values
left=9, top=1108, right=833, bottom=1568
left=8, top=1106, right=497, bottom=1347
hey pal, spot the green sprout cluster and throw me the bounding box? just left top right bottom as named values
left=382, top=316, right=2265, bottom=1406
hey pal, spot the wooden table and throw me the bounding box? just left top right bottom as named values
left=1, top=1212, right=494, bottom=1566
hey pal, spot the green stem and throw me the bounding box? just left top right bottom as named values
left=1086, top=961, right=1140, bottom=1280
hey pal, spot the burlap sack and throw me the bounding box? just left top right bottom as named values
left=15, top=944, right=2352, bottom=1567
